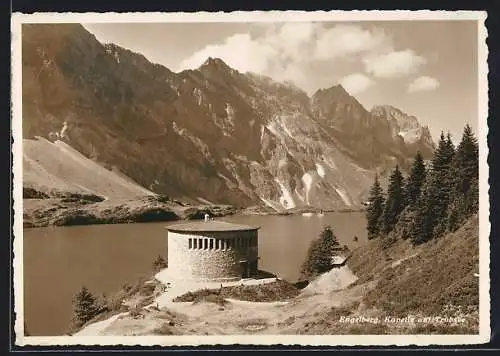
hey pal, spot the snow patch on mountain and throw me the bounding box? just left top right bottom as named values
left=315, top=163, right=326, bottom=178
left=275, top=178, right=296, bottom=209
left=260, top=125, right=265, bottom=143
left=225, top=103, right=234, bottom=119
left=278, top=158, right=287, bottom=169
left=334, top=186, right=352, bottom=206
left=49, top=121, right=69, bottom=141
left=294, top=187, right=306, bottom=204
left=323, top=157, right=338, bottom=170
left=259, top=196, right=282, bottom=211
left=213, top=103, right=236, bottom=136
left=217, top=173, right=238, bottom=190
left=192, top=87, right=203, bottom=106
left=278, top=115, right=295, bottom=139
left=265, top=122, right=278, bottom=136
left=371, top=104, right=431, bottom=145
left=302, top=172, right=313, bottom=205
left=398, top=128, right=422, bottom=144
left=60, top=121, right=68, bottom=139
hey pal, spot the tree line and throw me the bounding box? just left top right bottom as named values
left=366, top=124, right=479, bottom=246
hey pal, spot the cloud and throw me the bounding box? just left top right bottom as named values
left=178, top=33, right=277, bottom=74
left=313, top=24, right=391, bottom=60
left=407, top=76, right=440, bottom=92
left=363, top=50, right=427, bottom=78
left=178, top=23, right=426, bottom=93
left=340, top=73, right=374, bottom=94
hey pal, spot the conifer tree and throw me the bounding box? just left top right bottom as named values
left=405, top=151, right=427, bottom=207
left=366, top=174, right=385, bottom=239
left=381, top=165, right=405, bottom=234
left=430, top=132, right=456, bottom=237
left=447, top=124, right=479, bottom=231
left=453, top=125, right=478, bottom=198
left=404, top=126, right=478, bottom=243
left=409, top=132, right=455, bottom=242
left=432, top=132, right=455, bottom=173
left=409, top=176, right=435, bottom=244
left=300, top=226, right=340, bottom=279
left=72, top=286, right=100, bottom=327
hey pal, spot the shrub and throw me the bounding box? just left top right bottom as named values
left=129, top=307, right=143, bottom=318
left=153, top=255, right=168, bottom=271
left=326, top=306, right=352, bottom=320
left=23, top=187, right=49, bottom=199
left=173, top=281, right=299, bottom=304
left=153, top=323, right=174, bottom=335
left=173, top=288, right=226, bottom=305
left=139, top=283, right=156, bottom=296
left=137, top=296, right=155, bottom=308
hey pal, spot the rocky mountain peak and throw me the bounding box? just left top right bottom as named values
left=199, top=57, right=235, bottom=74
left=313, top=84, right=351, bottom=102
left=372, top=105, right=419, bottom=128
left=311, top=84, right=366, bottom=115
left=371, top=105, right=434, bottom=148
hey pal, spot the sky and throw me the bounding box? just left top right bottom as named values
left=83, top=20, right=480, bottom=143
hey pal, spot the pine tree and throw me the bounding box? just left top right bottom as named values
left=432, top=132, right=455, bottom=173
left=72, top=286, right=100, bottom=327
left=431, top=132, right=456, bottom=237
left=447, top=124, right=479, bottom=231
left=453, top=125, right=478, bottom=201
left=409, top=177, right=435, bottom=244
left=404, top=126, right=478, bottom=243
left=366, top=175, right=385, bottom=239
left=409, top=132, right=456, bottom=243
left=405, top=151, right=427, bottom=207
left=300, top=226, right=340, bottom=279
left=381, top=165, right=405, bottom=234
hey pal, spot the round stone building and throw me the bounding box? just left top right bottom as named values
left=166, top=219, right=260, bottom=282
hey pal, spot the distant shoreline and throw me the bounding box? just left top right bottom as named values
left=22, top=194, right=366, bottom=229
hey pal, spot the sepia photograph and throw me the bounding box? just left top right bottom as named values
left=11, top=10, right=489, bottom=346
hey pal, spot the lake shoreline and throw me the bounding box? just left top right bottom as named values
left=22, top=196, right=238, bottom=229
left=22, top=196, right=367, bottom=229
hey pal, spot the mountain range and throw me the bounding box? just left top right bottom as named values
left=21, top=23, right=435, bottom=211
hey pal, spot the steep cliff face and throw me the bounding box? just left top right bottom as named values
left=370, top=105, right=435, bottom=158
left=21, top=24, right=435, bottom=210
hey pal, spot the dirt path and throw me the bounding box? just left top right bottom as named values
left=76, top=266, right=365, bottom=336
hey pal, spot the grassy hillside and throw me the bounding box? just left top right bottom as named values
left=347, top=214, right=479, bottom=333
